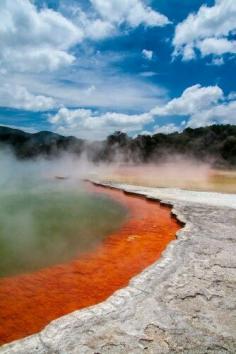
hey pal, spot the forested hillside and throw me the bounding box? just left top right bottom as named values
left=0, top=125, right=235, bottom=167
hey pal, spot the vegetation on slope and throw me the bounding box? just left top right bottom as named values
left=0, top=124, right=235, bottom=167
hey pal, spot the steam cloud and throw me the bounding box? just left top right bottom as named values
left=0, top=146, right=234, bottom=278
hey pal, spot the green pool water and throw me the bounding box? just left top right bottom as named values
left=0, top=177, right=126, bottom=278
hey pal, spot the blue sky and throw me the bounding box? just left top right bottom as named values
left=0, top=0, right=235, bottom=139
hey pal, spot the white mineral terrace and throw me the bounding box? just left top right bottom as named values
left=1, top=182, right=236, bottom=354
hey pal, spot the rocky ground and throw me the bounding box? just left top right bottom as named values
left=1, top=183, right=236, bottom=354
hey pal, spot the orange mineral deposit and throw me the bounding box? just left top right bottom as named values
left=0, top=185, right=181, bottom=345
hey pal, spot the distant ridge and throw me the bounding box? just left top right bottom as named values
left=0, top=125, right=235, bottom=167
left=0, top=126, right=84, bottom=158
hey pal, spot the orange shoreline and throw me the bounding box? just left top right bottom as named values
left=0, top=184, right=181, bottom=345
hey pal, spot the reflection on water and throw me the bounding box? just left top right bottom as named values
left=0, top=178, right=126, bottom=277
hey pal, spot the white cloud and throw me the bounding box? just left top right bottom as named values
left=150, top=84, right=236, bottom=129
left=0, top=84, right=56, bottom=111
left=90, top=0, right=170, bottom=28
left=173, top=0, right=236, bottom=62
left=142, top=49, right=153, bottom=60
left=49, top=84, right=236, bottom=139
left=210, top=57, right=224, bottom=66
left=49, top=107, right=152, bottom=139
left=199, top=38, right=236, bottom=56
left=6, top=56, right=166, bottom=112
left=0, top=0, right=170, bottom=119
left=0, top=0, right=169, bottom=74
left=187, top=100, right=236, bottom=128
left=0, top=0, right=83, bottom=73
left=68, top=0, right=170, bottom=42
left=150, top=84, right=223, bottom=116
left=85, top=85, right=96, bottom=96
left=228, top=92, right=236, bottom=101
left=154, top=123, right=181, bottom=134
left=72, top=8, right=116, bottom=40
left=142, top=123, right=181, bottom=136
left=4, top=48, right=76, bottom=73
left=84, top=18, right=115, bottom=40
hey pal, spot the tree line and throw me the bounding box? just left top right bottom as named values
left=0, top=124, right=235, bottom=167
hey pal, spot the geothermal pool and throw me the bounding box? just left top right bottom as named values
left=0, top=181, right=180, bottom=345
left=0, top=178, right=126, bottom=277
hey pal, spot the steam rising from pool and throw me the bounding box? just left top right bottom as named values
left=0, top=150, right=126, bottom=277
left=0, top=148, right=235, bottom=277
